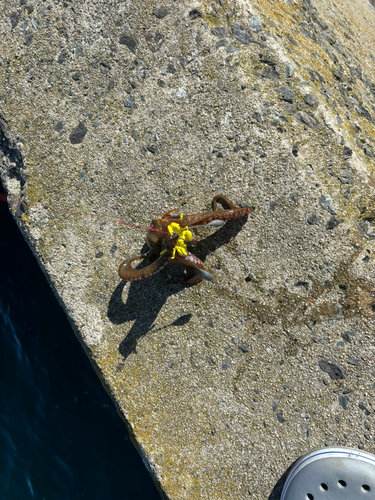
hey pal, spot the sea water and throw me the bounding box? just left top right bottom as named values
left=0, top=186, right=160, bottom=500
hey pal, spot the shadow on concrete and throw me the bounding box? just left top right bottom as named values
left=108, top=274, right=186, bottom=357
left=107, top=214, right=250, bottom=359
left=267, top=460, right=296, bottom=500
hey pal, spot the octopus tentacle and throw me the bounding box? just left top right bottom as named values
left=162, top=208, right=179, bottom=219
left=180, top=206, right=252, bottom=228
left=118, top=252, right=171, bottom=282
left=170, top=252, right=212, bottom=284
left=212, top=194, right=238, bottom=210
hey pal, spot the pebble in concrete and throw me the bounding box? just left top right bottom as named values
left=319, top=194, right=337, bottom=215
left=248, top=16, right=263, bottom=33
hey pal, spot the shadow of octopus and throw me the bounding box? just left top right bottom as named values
left=107, top=213, right=250, bottom=360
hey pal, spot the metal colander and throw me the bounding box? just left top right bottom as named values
left=281, top=447, right=375, bottom=500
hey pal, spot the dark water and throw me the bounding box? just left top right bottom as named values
left=0, top=184, right=160, bottom=500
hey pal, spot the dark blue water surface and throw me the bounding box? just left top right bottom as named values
left=0, top=184, right=160, bottom=500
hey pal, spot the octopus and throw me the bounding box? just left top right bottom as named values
left=118, top=195, right=252, bottom=285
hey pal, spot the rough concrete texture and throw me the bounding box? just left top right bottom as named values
left=1, top=0, right=375, bottom=498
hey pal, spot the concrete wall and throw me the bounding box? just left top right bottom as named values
left=1, top=0, right=375, bottom=498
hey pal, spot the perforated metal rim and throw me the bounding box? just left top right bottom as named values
left=281, top=447, right=375, bottom=500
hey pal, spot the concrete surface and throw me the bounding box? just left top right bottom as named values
left=1, top=0, right=375, bottom=498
